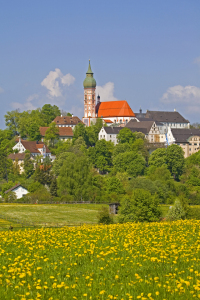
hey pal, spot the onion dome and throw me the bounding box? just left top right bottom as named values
left=83, top=60, right=96, bottom=88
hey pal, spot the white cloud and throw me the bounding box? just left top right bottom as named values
left=96, top=82, right=118, bottom=102
left=161, top=85, right=200, bottom=104
left=41, top=68, right=75, bottom=97
left=194, top=56, right=200, bottom=66
left=11, top=94, right=38, bottom=111
left=0, top=87, right=4, bottom=94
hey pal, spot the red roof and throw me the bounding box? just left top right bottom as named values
left=97, top=101, right=135, bottom=118
left=40, top=127, right=73, bottom=137
left=104, top=119, right=113, bottom=123
left=53, top=116, right=83, bottom=125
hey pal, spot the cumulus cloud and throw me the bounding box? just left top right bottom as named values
left=194, top=56, right=200, bottom=66
left=161, top=85, right=200, bottom=104
left=41, top=68, right=75, bottom=97
left=0, top=87, right=4, bottom=94
left=11, top=94, right=38, bottom=111
left=96, top=82, right=118, bottom=102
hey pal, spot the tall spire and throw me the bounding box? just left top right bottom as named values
left=83, top=60, right=96, bottom=88
left=86, top=59, right=93, bottom=74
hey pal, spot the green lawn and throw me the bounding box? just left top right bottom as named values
left=0, top=203, right=170, bottom=227
left=0, top=203, right=108, bottom=226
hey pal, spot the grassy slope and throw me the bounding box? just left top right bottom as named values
left=0, top=204, right=108, bottom=225
left=0, top=204, right=170, bottom=226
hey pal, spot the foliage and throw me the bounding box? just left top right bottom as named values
left=72, top=123, right=89, bottom=145
left=117, top=128, right=136, bottom=144
left=44, top=122, right=59, bottom=147
left=113, top=151, right=146, bottom=177
left=41, top=104, right=60, bottom=125
left=57, top=153, right=92, bottom=201
left=4, top=191, right=17, bottom=203
left=148, top=148, right=167, bottom=168
left=28, top=181, right=43, bottom=193
left=23, top=188, right=52, bottom=203
left=167, top=199, right=186, bottom=221
left=50, top=177, right=58, bottom=197
left=166, top=144, right=185, bottom=180
left=97, top=206, right=114, bottom=224
left=23, top=153, right=34, bottom=179
left=119, top=189, right=161, bottom=223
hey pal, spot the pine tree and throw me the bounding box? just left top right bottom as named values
left=50, top=177, right=57, bottom=197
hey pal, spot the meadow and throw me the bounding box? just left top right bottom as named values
left=0, top=204, right=169, bottom=227
left=0, top=221, right=200, bottom=299
left=0, top=204, right=109, bottom=226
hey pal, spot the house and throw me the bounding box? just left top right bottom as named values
left=99, top=126, right=148, bottom=145
left=53, top=116, right=83, bottom=128
left=40, top=126, right=73, bottom=142
left=167, top=128, right=200, bottom=158
left=8, top=153, right=33, bottom=174
left=4, top=183, right=28, bottom=199
left=13, top=138, right=52, bottom=159
left=143, top=110, right=190, bottom=131
left=126, top=120, right=161, bottom=143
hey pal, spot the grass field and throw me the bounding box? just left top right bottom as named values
left=0, top=220, right=200, bottom=299
left=0, top=204, right=109, bottom=226
left=0, top=204, right=170, bottom=227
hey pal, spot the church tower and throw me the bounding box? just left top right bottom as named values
left=83, top=60, right=96, bottom=119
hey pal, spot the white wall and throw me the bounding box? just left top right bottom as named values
left=13, top=186, right=29, bottom=199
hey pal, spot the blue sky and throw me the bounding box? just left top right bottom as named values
left=0, top=0, right=200, bottom=128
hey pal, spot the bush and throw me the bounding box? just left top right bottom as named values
left=167, top=199, right=186, bottom=221
left=97, top=206, right=114, bottom=225
left=28, top=182, right=43, bottom=193
left=118, top=189, right=161, bottom=223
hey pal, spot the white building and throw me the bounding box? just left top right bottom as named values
left=4, top=184, right=28, bottom=199
left=13, top=138, right=52, bottom=159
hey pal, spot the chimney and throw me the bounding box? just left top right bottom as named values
left=61, top=114, right=63, bottom=117
left=97, top=94, right=100, bottom=104
left=72, top=113, right=74, bottom=117
left=18, top=136, right=21, bottom=143
left=174, top=108, right=176, bottom=112
left=139, top=107, right=142, bottom=114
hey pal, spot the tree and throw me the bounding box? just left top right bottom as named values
left=73, top=123, right=89, bottom=145
left=118, top=189, right=161, bottom=223
left=57, top=153, right=92, bottom=201
left=50, top=177, right=58, bottom=197
left=97, top=206, right=113, bottom=224
left=167, top=199, right=186, bottom=221
left=117, top=128, right=136, bottom=144
left=106, top=176, right=125, bottom=195
left=166, top=144, right=185, bottom=180
left=148, top=148, right=167, bottom=168
left=44, top=122, right=59, bottom=147
left=113, top=151, right=146, bottom=177
left=24, top=153, right=34, bottom=179
left=41, top=104, right=61, bottom=125
left=4, top=109, right=20, bottom=135
left=94, top=140, right=114, bottom=173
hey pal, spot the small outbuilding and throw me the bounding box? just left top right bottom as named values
left=109, top=203, right=120, bottom=215
left=4, top=184, right=29, bottom=199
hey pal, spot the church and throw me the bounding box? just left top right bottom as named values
left=82, top=61, right=136, bottom=126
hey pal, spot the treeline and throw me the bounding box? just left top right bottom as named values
left=1, top=109, right=200, bottom=219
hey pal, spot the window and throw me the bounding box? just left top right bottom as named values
left=120, top=119, right=122, bottom=123
left=110, top=135, right=112, bottom=138
left=194, top=143, right=197, bottom=145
